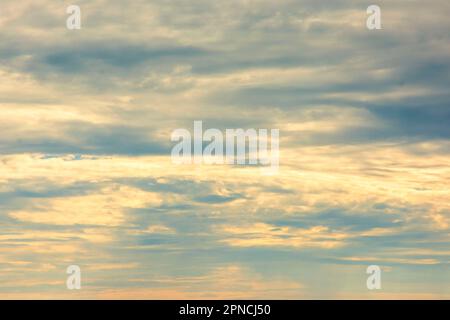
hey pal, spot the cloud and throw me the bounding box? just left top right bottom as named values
left=0, top=0, right=449, bottom=299
left=8, top=185, right=163, bottom=226
left=218, top=223, right=350, bottom=249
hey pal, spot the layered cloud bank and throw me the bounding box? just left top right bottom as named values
left=0, top=0, right=449, bottom=299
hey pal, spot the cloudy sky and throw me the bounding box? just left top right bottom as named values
left=0, top=0, right=449, bottom=299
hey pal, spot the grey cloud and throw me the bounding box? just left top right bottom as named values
left=0, top=122, right=169, bottom=155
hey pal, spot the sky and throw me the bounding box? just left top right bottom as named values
left=0, top=0, right=449, bottom=299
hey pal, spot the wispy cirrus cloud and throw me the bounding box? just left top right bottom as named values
left=0, top=0, right=449, bottom=299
